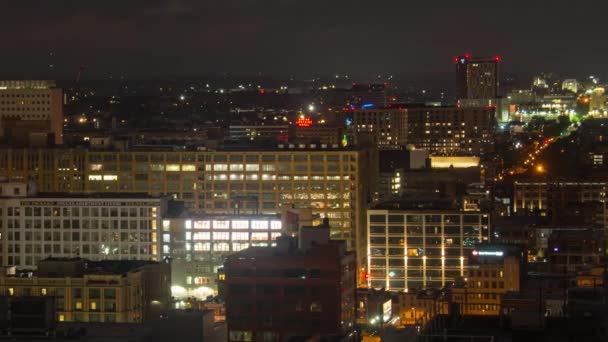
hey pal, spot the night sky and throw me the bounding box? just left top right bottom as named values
left=1, top=0, right=606, bottom=82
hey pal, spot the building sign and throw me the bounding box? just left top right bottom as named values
left=295, top=116, right=313, bottom=127
left=19, top=200, right=159, bottom=207
left=472, top=250, right=504, bottom=257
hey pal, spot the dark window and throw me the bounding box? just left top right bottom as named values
left=284, top=285, right=306, bottom=295
left=284, top=268, right=306, bottom=278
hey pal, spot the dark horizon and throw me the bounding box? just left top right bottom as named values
left=2, top=0, right=607, bottom=84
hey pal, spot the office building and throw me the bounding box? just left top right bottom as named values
left=455, top=55, right=499, bottom=100
left=0, top=146, right=377, bottom=265
left=0, top=258, right=170, bottom=323
left=452, top=244, right=524, bottom=315
left=222, top=228, right=357, bottom=341
left=405, top=106, right=495, bottom=155
left=0, top=80, right=63, bottom=146
left=163, top=214, right=285, bottom=298
left=367, top=201, right=491, bottom=291
left=0, top=182, right=166, bottom=269
left=351, top=107, right=408, bottom=150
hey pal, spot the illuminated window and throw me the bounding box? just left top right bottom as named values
left=232, top=243, right=249, bottom=251
left=166, top=164, right=180, bottom=171
left=229, top=164, right=244, bottom=171
left=213, top=220, right=229, bottom=229
left=102, top=175, right=118, bottom=181
left=270, top=232, right=281, bottom=240
left=194, top=221, right=210, bottom=229
left=229, top=174, right=244, bottom=180
left=252, top=232, right=269, bottom=241
left=193, top=243, right=210, bottom=251
left=162, top=234, right=170, bottom=243
left=182, top=164, right=196, bottom=171
left=213, top=232, right=230, bottom=240
left=185, top=220, right=192, bottom=229
left=162, top=220, right=170, bottom=231
left=41, top=288, right=47, bottom=296
left=162, top=245, right=170, bottom=254
left=58, top=314, right=65, bottom=322
left=193, top=232, right=210, bottom=241
left=75, top=301, right=83, bottom=310
left=245, top=164, right=259, bottom=171
left=90, top=301, right=98, bottom=311
left=90, top=164, right=103, bottom=171
left=261, top=174, right=276, bottom=181
left=232, top=232, right=249, bottom=240
left=270, top=221, right=282, bottom=230
left=8, top=288, right=13, bottom=296
left=88, top=175, right=102, bottom=181
left=407, top=249, right=419, bottom=257
left=251, top=220, right=268, bottom=230
left=186, top=276, right=192, bottom=285
left=213, top=243, right=230, bottom=251
left=310, top=301, right=323, bottom=312
left=231, top=220, right=249, bottom=229
left=213, top=164, right=228, bottom=171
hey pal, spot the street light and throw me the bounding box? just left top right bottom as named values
left=536, top=165, right=545, bottom=173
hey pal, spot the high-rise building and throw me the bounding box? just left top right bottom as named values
left=455, top=55, right=500, bottom=100
left=351, top=107, right=408, bottom=150
left=221, top=228, right=356, bottom=341
left=0, top=80, right=63, bottom=146
left=367, top=201, right=491, bottom=291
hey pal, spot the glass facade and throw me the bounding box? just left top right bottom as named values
left=367, top=210, right=490, bottom=291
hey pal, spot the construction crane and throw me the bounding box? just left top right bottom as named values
left=76, top=64, right=86, bottom=83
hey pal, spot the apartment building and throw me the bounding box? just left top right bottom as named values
left=405, top=106, right=495, bottom=155
left=351, top=108, right=408, bottom=150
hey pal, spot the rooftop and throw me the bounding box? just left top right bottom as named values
left=370, top=198, right=459, bottom=211
left=20, top=192, right=163, bottom=200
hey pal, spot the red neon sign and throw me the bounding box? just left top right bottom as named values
left=295, top=117, right=313, bottom=127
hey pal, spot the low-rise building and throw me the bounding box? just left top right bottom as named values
left=452, top=244, right=525, bottom=315
left=394, top=288, right=449, bottom=326
left=0, top=258, right=171, bottom=323
left=222, top=227, right=357, bottom=341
